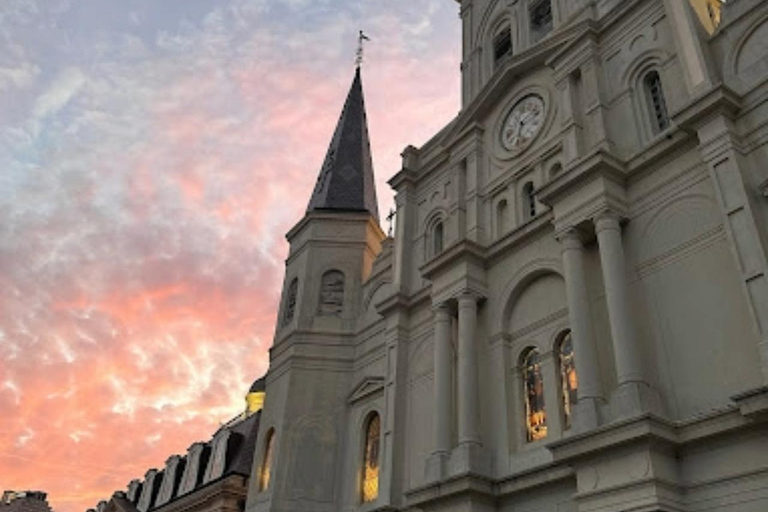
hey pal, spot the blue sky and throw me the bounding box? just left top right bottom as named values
left=0, top=0, right=460, bottom=508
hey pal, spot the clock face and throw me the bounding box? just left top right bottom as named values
left=501, top=95, right=545, bottom=152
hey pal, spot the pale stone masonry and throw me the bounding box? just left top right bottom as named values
left=246, top=1, right=768, bottom=512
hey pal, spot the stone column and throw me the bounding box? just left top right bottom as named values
left=560, top=228, right=603, bottom=430
left=594, top=212, right=659, bottom=417
left=457, top=293, right=481, bottom=446
left=433, top=303, right=453, bottom=456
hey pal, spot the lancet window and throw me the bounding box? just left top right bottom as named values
left=558, top=331, right=578, bottom=429
left=530, top=0, right=553, bottom=42
left=523, top=182, right=536, bottom=221
left=318, top=270, right=345, bottom=316
left=522, top=348, right=547, bottom=441
left=643, top=70, right=670, bottom=134
left=493, top=26, right=513, bottom=66
left=361, top=413, right=381, bottom=503
left=433, top=221, right=444, bottom=256
left=259, top=429, right=275, bottom=492
left=283, top=279, right=298, bottom=326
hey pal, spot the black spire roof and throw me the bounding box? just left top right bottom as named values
left=307, top=67, right=379, bottom=221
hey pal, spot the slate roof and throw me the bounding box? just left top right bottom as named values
left=91, top=411, right=261, bottom=512
left=0, top=493, right=53, bottom=512
left=306, top=67, right=379, bottom=221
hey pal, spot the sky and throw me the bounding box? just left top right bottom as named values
left=0, top=1, right=460, bottom=510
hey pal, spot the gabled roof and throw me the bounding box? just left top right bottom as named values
left=306, top=67, right=379, bottom=221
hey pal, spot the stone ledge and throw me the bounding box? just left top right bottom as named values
left=547, top=414, right=677, bottom=464
left=404, top=472, right=495, bottom=508
left=732, top=386, right=768, bottom=419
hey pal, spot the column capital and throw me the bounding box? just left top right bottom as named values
left=557, top=227, right=586, bottom=250
left=593, top=210, right=623, bottom=234
left=433, top=302, right=453, bottom=317
left=457, top=291, right=482, bottom=307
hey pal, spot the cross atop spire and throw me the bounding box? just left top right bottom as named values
left=356, top=30, right=370, bottom=68
left=306, top=67, right=379, bottom=221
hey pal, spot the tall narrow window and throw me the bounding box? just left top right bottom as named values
left=493, top=26, right=513, bottom=66
left=318, top=270, right=345, bottom=316
left=558, top=331, right=578, bottom=430
left=644, top=70, right=670, bottom=133
left=523, top=182, right=536, bottom=221
left=433, top=221, right=444, bottom=256
left=530, top=0, right=553, bottom=43
left=283, top=279, right=298, bottom=326
left=259, top=429, right=275, bottom=492
left=522, top=349, right=547, bottom=441
left=361, top=413, right=381, bottom=503
left=496, top=200, right=509, bottom=238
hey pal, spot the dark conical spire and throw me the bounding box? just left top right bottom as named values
left=307, top=67, right=379, bottom=221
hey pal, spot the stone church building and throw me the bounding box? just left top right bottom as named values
left=247, top=0, right=768, bottom=510
left=95, top=0, right=768, bottom=511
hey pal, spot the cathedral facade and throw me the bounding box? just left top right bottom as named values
left=245, top=1, right=768, bottom=511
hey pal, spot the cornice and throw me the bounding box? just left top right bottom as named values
left=672, top=84, right=743, bottom=131
left=419, top=239, right=487, bottom=281
left=536, top=149, right=627, bottom=207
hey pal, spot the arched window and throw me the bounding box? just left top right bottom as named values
left=522, top=348, right=547, bottom=441
left=530, top=0, right=553, bottom=43
left=493, top=26, right=512, bottom=67
left=558, top=331, right=578, bottom=430
left=259, top=429, right=275, bottom=492
left=318, top=270, right=345, bottom=316
left=283, top=279, right=298, bottom=326
left=643, top=70, right=670, bottom=134
left=496, top=200, right=509, bottom=238
left=361, top=413, right=381, bottom=503
left=522, top=182, right=536, bottom=221
left=433, top=221, right=444, bottom=256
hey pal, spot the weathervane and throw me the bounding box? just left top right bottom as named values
left=356, top=30, right=371, bottom=67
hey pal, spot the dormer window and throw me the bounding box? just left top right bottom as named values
left=530, top=0, right=553, bottom=43
left=493, top=26, right=513, bottom=66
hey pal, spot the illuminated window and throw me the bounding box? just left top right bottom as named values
left=643, top=70, right=669, bottom=134
left=522, top=348, right=547, bottom=441
left=361, top=413, right=381, bottom=503
left=493, top=26, right=512, bottom=66
left=259, top=429, right=275, bottom=492
left=283, top=279, right=298, bottom=326
left=558, top=331, right=578, bottom=430
left=433, top=221, right=444, bottom=256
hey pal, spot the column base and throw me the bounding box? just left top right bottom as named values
left=425, top=451, right=449, bottom=483
left=450, top=442, right=491, bottom=478
left=572, top=396, right=603, bottom=433
left=611, top=381, right=662, bottom=420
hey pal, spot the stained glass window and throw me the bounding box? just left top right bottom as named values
left=559, top=331, right=578, bottom=430
left=259, top=429, right=275, bottom=492
left=523, top=349, right=547, bottom=441
left=362, top=413, right=380, bottom=503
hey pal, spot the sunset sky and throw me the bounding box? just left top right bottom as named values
left=0, top=1, right=460, bottom=510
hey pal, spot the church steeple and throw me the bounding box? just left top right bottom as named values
left=307, top=67, right=379, bottom=221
